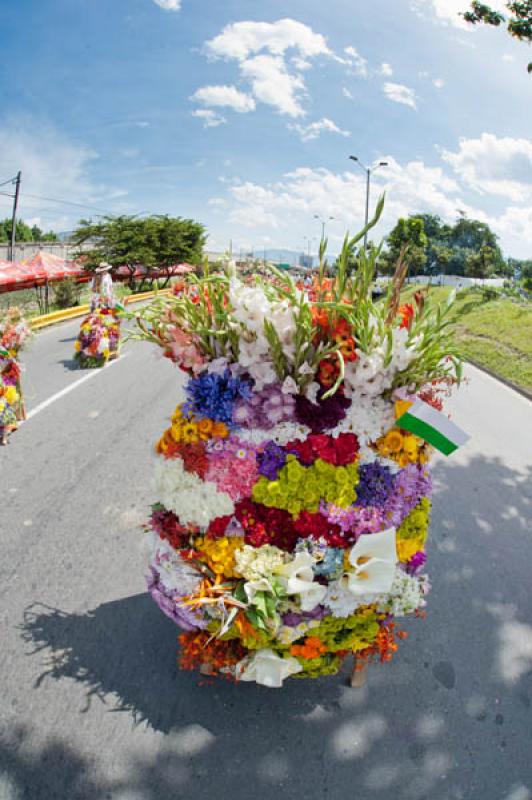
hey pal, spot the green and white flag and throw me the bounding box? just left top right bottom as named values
left=396, top=400, right=470, bottom=456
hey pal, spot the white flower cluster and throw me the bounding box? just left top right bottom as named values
left=148, top=533, right=202, bottom=595
left=333, top=393, right=395, bottom=448
left=229, top=280, right=300, bottom=390
left=237, top=420, right=311, bottom=448
left=344, top=328, right=417, bottom=401
left=234, top=544, right=286, bottom=581
left=152, top=458, right=234, bottom=527
left=376, top=569, right=429, bottom=617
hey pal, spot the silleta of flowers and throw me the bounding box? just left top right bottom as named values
left=0, top=307, right=31, bottom=443
left=134, top=199, right=464, bottom=687
left=74, top=302, right=121, bottom=367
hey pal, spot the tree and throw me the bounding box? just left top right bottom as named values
left=380, top=217, right=428, bottom=276
left=463, top=2, right=532, bottom=72
left=465, top=244, right=499, bottom=280
left=71, top=214, right=206, bottom=290
left=0, top=219, right=59, bottom=244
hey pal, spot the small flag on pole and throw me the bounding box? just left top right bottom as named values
left=396, top=399, right=470, bottom=456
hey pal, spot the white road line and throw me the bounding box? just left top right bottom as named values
left=25, top=352, right=131, bottom=421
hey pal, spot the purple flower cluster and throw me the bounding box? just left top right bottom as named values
left=282, top=606, right=328, bottom=627
left=295, top=392, right=350, bottom=432
left=257, top=441, right=287, bottom=480
left=321, top=501, right=384, bottom=536
left=405, top=551, right=427, bottom=575
left=356, top=462, right=396, bottom=507
left=146, top=567, right=207, bottom=631
left=185, top=369, right=252, bottom=425
left=382, top=464, right=433, bottom=528
left=233, top=383, right=295, bottom=429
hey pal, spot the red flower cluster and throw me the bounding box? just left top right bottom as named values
left=398, top=303, right=415, bottom=330
left=160, top=439, right=209, bottom=478
left=236, top=500, right=300, bottom=551
left=150, top=507, right=195, bottom=549
left=287, top=433, right=359, bottom=466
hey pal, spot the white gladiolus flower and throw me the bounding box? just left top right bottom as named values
left=237, top=648, right=302, bottom=688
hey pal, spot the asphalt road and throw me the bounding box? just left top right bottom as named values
left=1, top=319, right=531, bottom=800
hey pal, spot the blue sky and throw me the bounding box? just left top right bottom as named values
left=0, top=0, right=531, bottom=257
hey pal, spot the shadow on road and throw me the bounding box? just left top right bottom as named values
left=11, top=453, right=532, bottom=800
left=58, top=359, right=83, bottom=372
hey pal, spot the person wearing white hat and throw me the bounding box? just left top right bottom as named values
left=91, top=262, right=114, bottom=310
left=75, top=262, right=122, bottom=367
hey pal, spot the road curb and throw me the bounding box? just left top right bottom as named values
left=29, top=289, right=171, bottom=330
left=466, top=358, right=532, bottom=403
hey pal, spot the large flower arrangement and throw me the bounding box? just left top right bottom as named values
left=0, top=306, right=32, bottom=358
left=74, top=300, right=121, bottom=367
left=0, top=307, right=30, bottom=425
left=134, top=200, right=464, bottom=687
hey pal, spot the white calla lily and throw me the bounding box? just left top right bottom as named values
left=275, top=552, right=327, bottom=612
left=347, top=527, right=397, bottom=597
left=238, top=648, right=302, bottom=688
left=244, top=577, right=274, bottom=602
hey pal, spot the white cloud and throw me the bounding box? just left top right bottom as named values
left=153, top=0, right=181, bottom=10
left=381, top=62, right=393, bottom=77
left=0, top=117, right=120, bottom=229
left=204, top=18, right=331, bottom=61
left=289, top=117, right=351, bottom=142
left=441, top=133, right=532, bottom=201
left=343, top=46, right=369, bottom=78
left=192, top=109, right=227, bottom=127
left=343, top=87, right=354, bottom=99
left=199, top=19, right=333, bottom=119
left=191, top=85, right=256, bottom=113
left=240, top=55, right=305, bottom=117
left=383, top=82, right=417, bottom=109
left=502, top=54, right=515, bottom=62
left=221, top=158, right=465, bottom=239
left=433, top=78, right=445, bottom=88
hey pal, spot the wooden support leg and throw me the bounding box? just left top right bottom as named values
left=350, top=655, right=368, bottom=688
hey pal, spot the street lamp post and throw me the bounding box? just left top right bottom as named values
left=303, top=236, right=316, bottom=268
left=348, top=156, right=388, bottom=252
left=313, top=215, right=335, bottom=240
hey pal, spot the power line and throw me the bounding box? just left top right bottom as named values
left=0, top=189, right=116, bottom=216
left=0, top=176, right=17, bottom=190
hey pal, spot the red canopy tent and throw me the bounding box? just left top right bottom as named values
left=0, top=251, right=85, bottom=294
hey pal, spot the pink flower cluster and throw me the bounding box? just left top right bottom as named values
left=205, top=437, right=260, bottom=501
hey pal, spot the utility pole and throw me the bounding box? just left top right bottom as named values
left=348, top=156, right=388, bottom=253
left=9, top=171, right=21, bottom=262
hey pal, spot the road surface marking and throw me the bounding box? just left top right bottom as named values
left=25, top=352, right=131, bottom=421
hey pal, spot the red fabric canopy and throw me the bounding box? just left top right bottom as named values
left=0, top=251, right=85, bottom=294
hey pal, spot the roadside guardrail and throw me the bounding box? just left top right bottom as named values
left=29, top=289, right=172, bottom=330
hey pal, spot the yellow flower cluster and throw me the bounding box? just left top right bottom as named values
left=195, top=536, right=244, bottom=578
left=396, top=498, right=431, bottom=562
left=252, top=455, right=359, bottom=516
left=0, top=385, right=19, bottom=405
left=376, top=401, right=430, bottom=466
left=158, top=405, right=229, bottom=451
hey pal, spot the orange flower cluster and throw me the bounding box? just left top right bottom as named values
left=178, top=632, right=246, bottom=677
left=157, top=407, right=229, bottom=457
left=355, top=622, right=408, bottom=668
left=290, top=636, right=328, bottom=660
left=312, top=312, right=358, bottom=389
